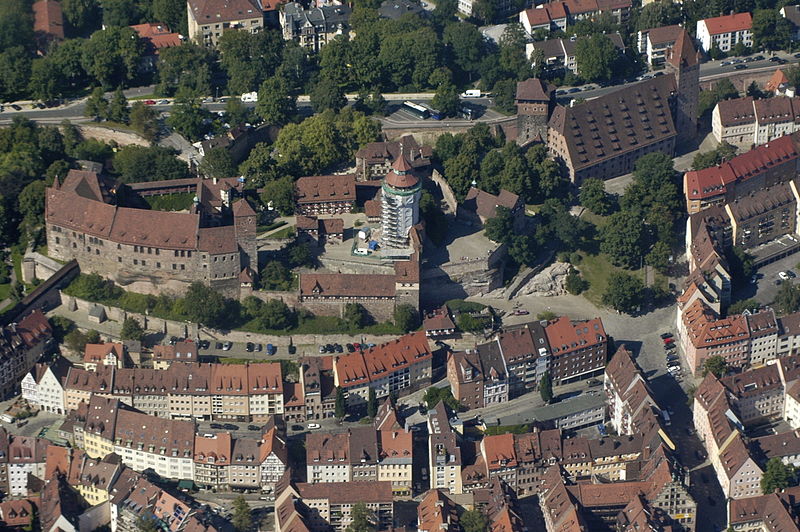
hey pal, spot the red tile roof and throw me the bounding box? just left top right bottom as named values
left=701, top=12, right=752, bottom=35
left=299, top=273, right=396, bottom=299
left=188, top=0, right=262, bottom=23
left=194, top=433, right=232, bottom=464
left=334, top=331, right=432, bottom=388
left=130, top=23, right=182, bottom=54
left=544, top=316, right=606, bottom=354
left=33, top=0, right=64, bottom=40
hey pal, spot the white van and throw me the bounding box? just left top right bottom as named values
left=354, top=248, right=369, bottom=256
left=240, top=92, right=258, bottom=103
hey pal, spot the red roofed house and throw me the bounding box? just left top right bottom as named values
left=519, top=3, right=567, bottom=35
left=194, top=433, right=232, bottom=490
left=459, top=187, right=524, bottom=230
left=131, top=23, right=182, bottom=70
left=679, top=299, right=751, bottom=374
left=83, top=343, right=126, bottom=372
left=333, top=330, right=432, bottom=405
left=423, top=306, right=456, bottom=337
left=32, top=0, right=64, bottom=53
left=543, top=316, right=608, bottom=385
left=696, top=13, right=753, bottom=53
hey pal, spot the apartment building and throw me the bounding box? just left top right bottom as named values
left=447, top=349, right=509, bottom=410
left=294, top=482, right=394, bottom=532
left=193, top=433, right=231, bottom=490
left=21, top=355, right=70, bottom=414
left=637, top=25, right=685, bottom=66
left=604, top=346, right=658, bottom=436
left=527, top=34, right=625, bottom=76
left=333, top=331, right=432, bottom=405
left=728, top=487, right=800, bottom=531
left=544, top=316, right=608, bottom=385
left=713, top=95, right=800, bottom=148
left=696, top=13, right=753, bottom=53
left=0, top=311, right=52, bottom=399
left=428, top=403, right=462, bottom=494
left=280, top=2, right=351, bottom=53
left=152, top=340, right=198, bottom=370
left=678, top=299, right=751, bottom=373
left=417, top=489, right=459, bottom=532
left=186, top=0, right=264, bottom=47
left=354, top=135, right=432, bottom=181
left=7, top=436, right=48, bottom=496
left=683, top=132, right=800, bottom=215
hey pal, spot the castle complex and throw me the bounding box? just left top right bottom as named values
left=45, top=170, right=258, bottom=297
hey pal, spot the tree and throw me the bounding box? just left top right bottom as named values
left=224, top=98, right=250, bottom=126
left=346, top=502, right=375, bottom=532
left=108, top=87, right=129, bottom=123
left=129, top=102, right=160, bottom=142
left=692, top=142, right=737, bottom=170
left=484, top=206, right=515, bottom=244
left=112, top=145, right=188, bottom=183
left=120, top=317, right=144, bottom=341
left=183, top=282, right=227, bottom=328
left=231, top=496, right=252, bottom=532
left=156, top=43, right=214, bottom=97
left=311, top=77, right=347, bottom=113
left=600, top=212, right=646, bottom=269
left=461, top=511, right=488, bottom=532
left=85, top=87, right=108, bottom=120
left=199, top=148, right=236, bottom=179
left=152, top=0, right=188, bottom=35
left=18, top=181, right=47, bottom=231
left=775, top=281, right=800, bottom=315
left=539, top=372, right=553, bottom=404
left=167, top=95, right=209, bottom=141
left=335, top=386, right=347, bottom=419
left=255, top=299, right=292, bottom=331
left=259, top=176, right=295, bottom=216
left=602, top=272, right=645, bottom=314
left=728, top=298, right=760, bottom=315
left=343, top=303, right=368, bottom=328
left=646, top=241, right=672, bottom=274
left=431, top=81, right=461, bottom=117
left=422, top=386, right=461, bottom=411
left=367, top=388, right=378, bottom=419
left=442, top=22, right=485, bottom=82
left=579, top=178, right=612, bottom=215
left=102, top=0, right=143, bottom=27
left=63, top=0, right=100, bottom=35
left=702, top=355, right=728, bottom=378
left=394, top=304, right=419, bottom=332
left=761, top=457, right=793, bottom=494
left=564, top=268, right=587, bottom=295
left=636, top=0, right=681, bottom=32
left=752, top=9, right=793, bottom=52
left=81, top=27, right=143, bottom=87
left=288, top=243, right=312, bottom=268
left=575, top=34, right=619, bottom=82
left=259, top=261, right=292, bottom=291
left=218, top=30, right=283, bottom=96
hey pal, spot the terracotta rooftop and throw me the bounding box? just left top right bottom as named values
left=33, top=0, right=64, bottom=39
left=334, top=330, right=431, bottom=388
left=355, top=135, right=432, bottom=169
left=716, top=96, right=755, bottom=127
left=642, top=24, right=683, bottom=45
left=544, top=316, right=606, bottom=354
left=130, top=23, right=181, bottom=54
left=463, top=187, right=520, bottom=221
left=296, top=480, right=393, bottom=504
left=516, top=78, right=555, bottom=101
left=701, top=12, right=752, bottom=35
left=417, top=490, right=459, bottom=532
left=194, top=433, right=232, bottom=464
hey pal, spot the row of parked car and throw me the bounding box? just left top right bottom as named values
left=318, top=342, right=377, bottom=354
left=662, top=332, right=682, bottom=380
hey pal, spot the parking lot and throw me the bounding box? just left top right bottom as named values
left=734, top=250, right=800, bottom=306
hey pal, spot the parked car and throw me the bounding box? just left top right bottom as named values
left=199, top=340, right=210, bottom=349
left=780, top=271, right=790, bottom=280
left=754, top=55, right=765, bottom=61
left=659, top=332, right=673, bottom=339
left=513, top=309, right=530, bottom=315
left=246, top=342, right=254, bottom=352
left=10, top=104, right=22, bottom=110
left=319, top=345, right=327, bottom=353
left=291, top=424, right=304, bottom=431
left=222, top=341, right=232, bottom=351
left=223, top=423, right=238, bottom=430
left=248, top=425, right=260, bottom=431
left=307, top=423, right=321, bottom=430
left=266, top=344, right=276, bottom=355
left=288, top=345, right=297, bottom=354
left=334, top=344, right=343, bottom=353
left=666, top=355, right=679, bottom=362
left=144, top=99, right=156, bottom=105
left=789, top=271, right=797, bottom=278
left=210, top=423, right=223, bottom=429
left=587, top=379, right=601, bottom=387
left=663, top=337, right=675, bottom=345
left=215, top=342, right=223, bottom=350
left=254, top=343, right=262, bottom=352
left=733, top=64, right=748, bottom=70
left=346, top=343, right=355, bottom=352
left=667, top=360, right=680, bottom=368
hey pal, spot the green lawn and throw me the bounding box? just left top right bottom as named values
left=145, top=193, right=195, bottom=211
left=0, top=284, right=10, bottom=301
left=265, top=226, right=296, bottom=239
left=575, top=251, right=645, bottom=306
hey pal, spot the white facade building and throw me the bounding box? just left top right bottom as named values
left=696, top=13, right=753, bottom=53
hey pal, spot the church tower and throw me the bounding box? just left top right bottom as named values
left=233, top=199, right=258, bottom=272
left=665, top=28, right=700, bottom=146
left=381, top=152, right=421, bottom=249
